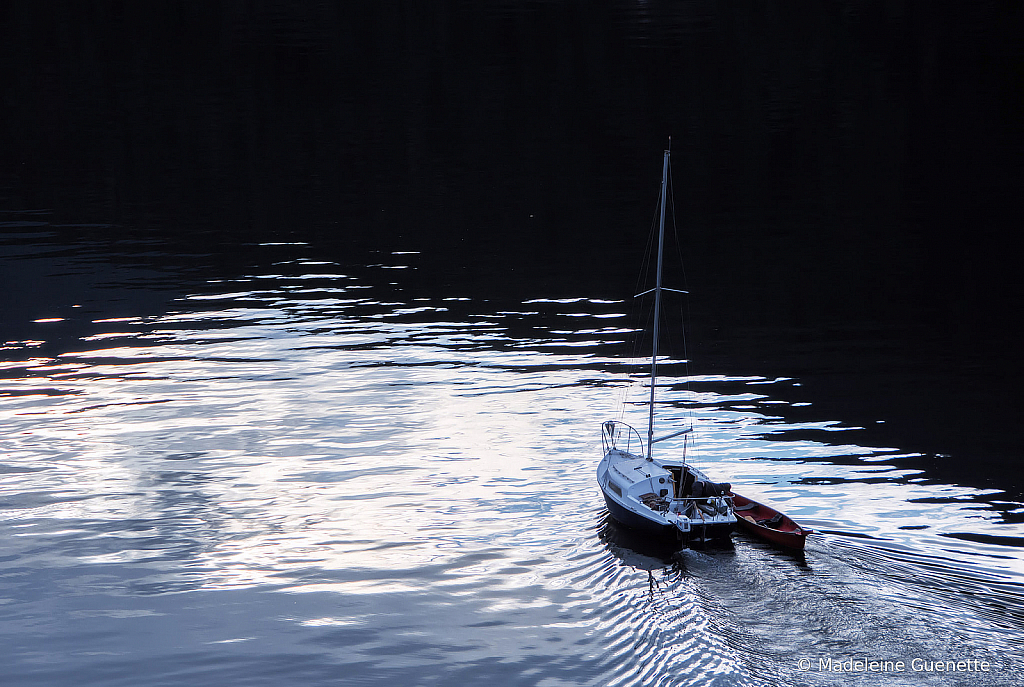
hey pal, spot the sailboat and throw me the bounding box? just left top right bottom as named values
left=597, top=144, right=737, bottom=546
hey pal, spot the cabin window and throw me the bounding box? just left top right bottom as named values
left=609, top=481, right=622, bottom=497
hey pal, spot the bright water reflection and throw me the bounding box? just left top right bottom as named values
left=2, top=242, right=1023, bottom=685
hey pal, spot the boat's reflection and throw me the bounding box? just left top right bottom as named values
left=598, top=512, right=734, bottom=569
left=599, top=512, right=811, bottom=572
left=599, top=514, right=673, bottom=568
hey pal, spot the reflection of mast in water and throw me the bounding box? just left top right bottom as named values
left=598, top=512, right=693, bottom=572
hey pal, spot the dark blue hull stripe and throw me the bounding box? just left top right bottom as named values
left=602, top=490, right=734, bottom=543
left=603, top=493, right=674, bottom=535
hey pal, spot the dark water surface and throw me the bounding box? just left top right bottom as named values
left=2, top=3, right=1023, bottom=686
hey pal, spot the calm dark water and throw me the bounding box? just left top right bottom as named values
left=2, top=3, right=1023, bottom=686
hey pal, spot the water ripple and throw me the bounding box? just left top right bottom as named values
left=1, top=254, right=1022, bottom=685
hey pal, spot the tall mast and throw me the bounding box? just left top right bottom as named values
left=647, top=146, right=670, bottom=459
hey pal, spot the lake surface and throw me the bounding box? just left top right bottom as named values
left=1, top=226, right=1021, bottom=686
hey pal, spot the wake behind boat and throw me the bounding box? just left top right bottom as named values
left=597, top=144, right=737, bottom=547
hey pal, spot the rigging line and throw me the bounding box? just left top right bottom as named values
left=620, top=181, right=668, bottom=418
left=618, top=295, right=653, bottom=421
left=621, top=287, right=656, bottom=419
left=668, top=151, right=702, bottom=467
left=667, top=157, right=690, bottom=379
left=667, top=155, right=690, bottom=366
left=628, top=193, right=659, bottom=362
left=668, top=156, right=689, bottom=297
left=635, top=198, right=660, bottom=323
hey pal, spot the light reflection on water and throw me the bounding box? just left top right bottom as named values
left=2, top=247, right=1023, bottom=685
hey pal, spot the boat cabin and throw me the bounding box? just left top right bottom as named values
left=605, top=454, right=673, bottom=503
left=605, top=453, right=730, bottom=513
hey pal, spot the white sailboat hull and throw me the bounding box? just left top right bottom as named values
left=597, top=446, right=736, bottom=546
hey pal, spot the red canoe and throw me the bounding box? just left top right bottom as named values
left=729, top=491, right=813, bottom=550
